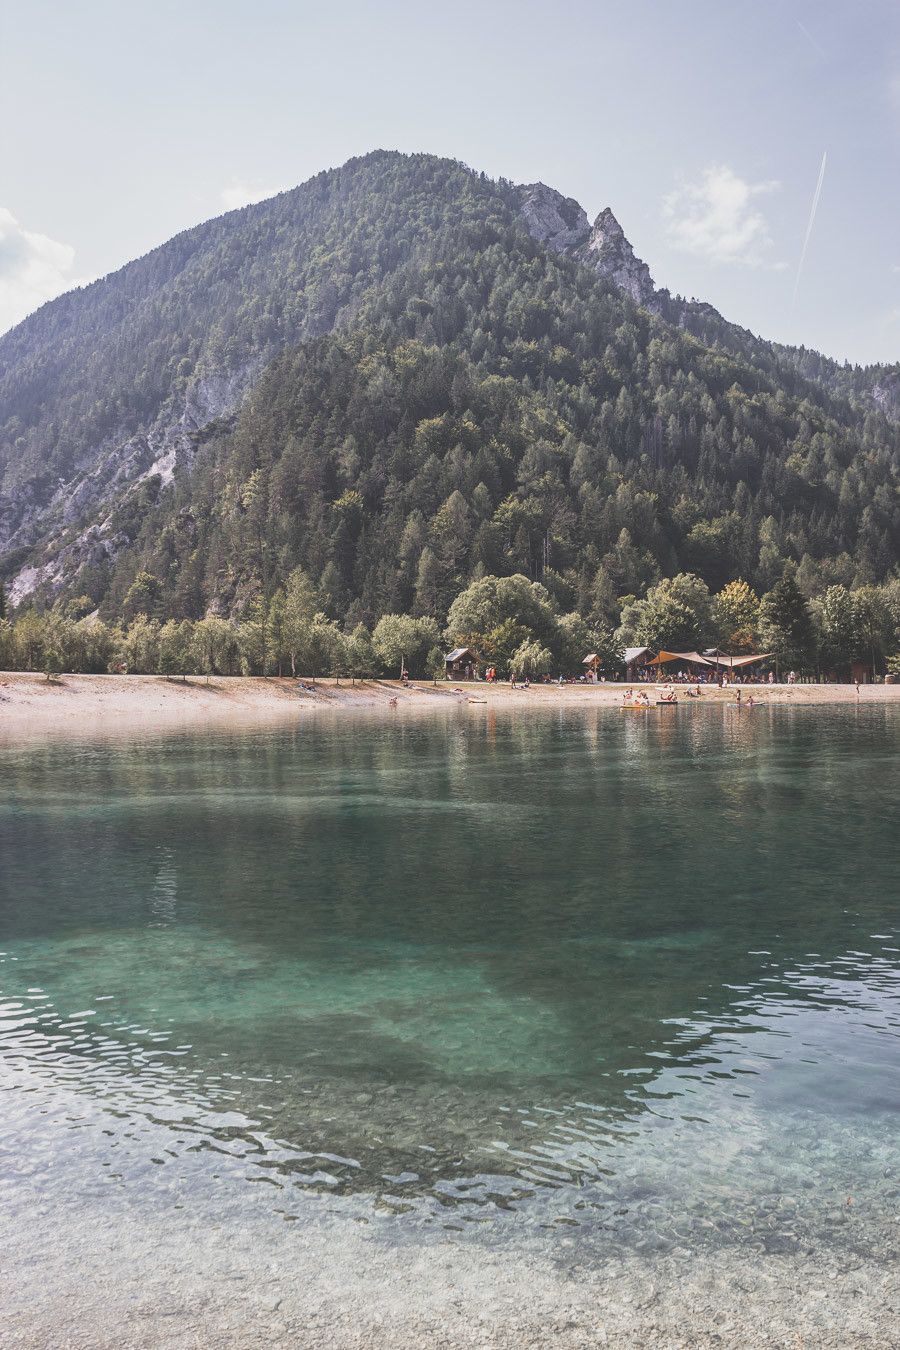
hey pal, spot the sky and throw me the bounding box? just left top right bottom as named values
left=1, top=0, right=898, bottom=365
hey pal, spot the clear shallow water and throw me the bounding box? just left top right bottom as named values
left=1, top=706, right=899, bottom=1266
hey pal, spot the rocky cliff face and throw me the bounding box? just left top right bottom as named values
left=517, top=186, right=656, bottom=308
left=3, top=363, right=257, bottom=606
left=517, top=183, right=591, bottom=253
left=581, top=207, right=657, bottom=308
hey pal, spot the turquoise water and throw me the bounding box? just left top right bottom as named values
left=1, top=705, right=899, bottom=1266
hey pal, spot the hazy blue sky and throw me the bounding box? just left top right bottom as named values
left=1, top=0, right=898, bottom=363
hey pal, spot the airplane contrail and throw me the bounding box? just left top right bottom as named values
left=796, top=18, right=826, bottom=59
left=792, top=151, right=827, bottom=310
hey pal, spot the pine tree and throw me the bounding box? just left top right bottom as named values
left=759, top=575, right=816, bottom=676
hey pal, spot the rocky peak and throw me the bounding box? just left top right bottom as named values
left=583, top=207, right=656, bottom=308
left=517, top=183, right=591, bottom=254
left=517, top=184, right=657, bottom=309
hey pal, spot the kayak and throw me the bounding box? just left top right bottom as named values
left=656, top=700, right=678, bottom=706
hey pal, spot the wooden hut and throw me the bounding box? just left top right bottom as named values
left=623, top=646, right=654, bottom=678
left=583, top=647, right=654, bottom=681
left=445, top=647, right=477, bottom=679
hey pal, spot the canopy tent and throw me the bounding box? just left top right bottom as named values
left=650, top=650, right=773, bottom=669
left=648, top=650, right=712, bottom=667
left=704, top=652, right=773, bottom=669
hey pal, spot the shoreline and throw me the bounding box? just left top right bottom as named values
left=1, top=669, right=899, bottom=739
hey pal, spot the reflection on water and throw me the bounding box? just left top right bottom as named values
left=1, top=706, right=899, bottom=1265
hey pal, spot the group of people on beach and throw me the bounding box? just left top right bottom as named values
left=621, top=686, right=680, bottom=707
left=621, top=683, right=756, bottom=708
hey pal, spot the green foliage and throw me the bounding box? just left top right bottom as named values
left=817, top=586, right=869, bottom=674
left=14, top=609, right=46, bottom=669
left=482, top=619, right=531, bottom=676
left=557, top=611, right=623, bottom=673
left=237, top=597, right=270, bottom=675
left=713, top=580, right=760, bottom=652
left=189, top=616, right=229, bottom=680
left=619, top=574, right=712, bottom=652
left=158, top=619, right=194, bottom=679
left=304, top=613, right=345, bottom=678
left=0, top=618, right=12, bottom=668
left=759, top=574, right=816, bottom=673
left=445, top=575, right=557, bottom=650
left=3, top=572, right=899, bottom=684
left=43, top=646, right=63, bottom=681
left=123, top=571, right=162, bottom=620
left=346, top=624, right=376, bottom=681
left=426, top=644, right=445, bottom=682
left=509, top=639, right=553, bottom=680
left=121, top=613, right=160, bottom=672
left=372, top=613, right=440, bottom=677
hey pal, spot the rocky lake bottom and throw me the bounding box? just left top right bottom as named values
left=2, top=706, right=899, bottom=1345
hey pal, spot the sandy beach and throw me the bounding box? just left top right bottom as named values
left=2, top=670, right=898, bottom=738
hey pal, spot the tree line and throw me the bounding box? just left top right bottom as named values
left=2, top=569, right=898, bottom=682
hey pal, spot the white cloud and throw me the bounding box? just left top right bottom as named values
left=0, top=207, right=91, bottom=335
left=662, top=165, right=783, bottom=268
left=220, top=182, right=282, bottom=211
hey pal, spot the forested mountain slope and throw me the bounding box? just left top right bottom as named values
left=1, top=150, right=897, bottom=624
left=0, top=153, right=512, bottom=574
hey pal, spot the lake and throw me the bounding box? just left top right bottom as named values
left=1, top=705, right=898, bottom=1340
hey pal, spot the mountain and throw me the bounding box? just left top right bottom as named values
left=1, top=150, right=897, bottom=622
